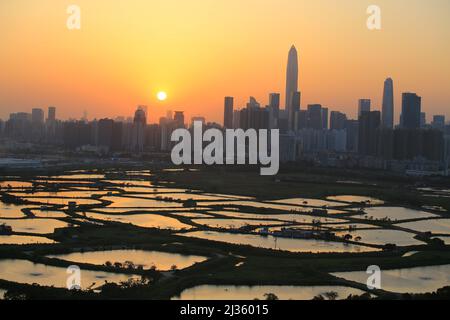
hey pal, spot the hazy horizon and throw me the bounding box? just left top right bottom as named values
left=1, top=0, right=449, bottom=124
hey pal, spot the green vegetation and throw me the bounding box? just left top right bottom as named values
left=0, top=165, right=449, bottom=300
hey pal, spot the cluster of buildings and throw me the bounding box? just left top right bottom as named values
left=220, top=46, right=450, bottom=175
left=0, top=106, right=192, bottom=154
left=0, top=46, right=449, bottom=175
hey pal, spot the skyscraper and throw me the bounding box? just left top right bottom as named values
left=223, top=96, right=234, bottom=129
left=382, top=78, right=394, bottom=128
left=358, top=111, right=381, bottom=156
left=174, top=111, right=185, bottom=128
left=330, top=111, right=347, bottom=130
left=401, top=93, right=421, bottom=129
left=289, top=91, right=301, bottom=131
left=307, top=104, right=323, bottom=130
left=268, top=93, right=280, bottom=129
left=285, top=45, right=299, bottom=112
left=47, top=106, right=56, bottom=122
left=321, top=107, right=329, bottom=130
left=131, top=106, right=147, bottom=152
left=31, top=108, right=44, bottom=124
left=358, top=99, right=371, bottom=117
left=269, top=93, right=280, bottom=118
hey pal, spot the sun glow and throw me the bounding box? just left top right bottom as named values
left=157, top=91, right=167, bottom=101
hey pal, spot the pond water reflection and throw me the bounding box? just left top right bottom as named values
left=332, top=264, right=450, bottom=294
left=0, top=219, right=69, bottom=234
left=172, top=285, right=366, bottom=300
left=179, top=231, right=378, bottom=253
left=84, top=212, right=192, bottom=230
left=0, top=235, right=56, bottom=245
left=47, top=249, right=207, bottom=271
left=0, top=259, right=137, bottom=289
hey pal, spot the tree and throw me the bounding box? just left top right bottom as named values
left=324, top=291, right=339, bottom=300
left=264, top=293, right=279, bottom=300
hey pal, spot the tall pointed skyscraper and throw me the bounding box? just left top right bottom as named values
left=285, top=45, right=299, bottom=112
left=382, top=78, right=394, bottom=128
left=285, top=46, right=299, bottom=132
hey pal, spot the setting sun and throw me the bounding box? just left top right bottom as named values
left=157, top=91, right=167, bottom=101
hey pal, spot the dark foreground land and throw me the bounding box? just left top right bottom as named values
left=0, top=164, right=450, bottom=300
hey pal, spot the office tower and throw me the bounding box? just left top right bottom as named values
left=358, top=99, right=371, bottom=117
left=307, top=104, right=323, bottom=130
left=166, top=110, right=173, bottom=120
left=31, top=108, right=45, bottom=142
left=31, top=108, right=45, bottom=124
left=223, top=96, right=234, bottom=129
left=345, top=120, right=359, bottom=153
left=321, top=107, right=329, bottom=130
left=269, top=93, right=280, bottom=116
left=7, top=112, right=31, bottom=141
left=358, top=111, right=381, bottom=156
left=382, top=78, right=394, bottom=128
left=47, top=106, right=56, bottom=122
left=401, top=93, right=421, bottom=129
left=285, top=45, right=299, bottom=113
left=269, top=93, right=280, bottom=121
left=131, top=106, right=147, bottom=152
left=174, top=111, right=185, bottom=128
left=432, top=115, right=445, bottom=129
left=289, top=91, right=301, bottom=131
left=330, top=111, right=347, bottom=130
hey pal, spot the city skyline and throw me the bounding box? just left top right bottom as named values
left=1, top=0, right=449, bottom=123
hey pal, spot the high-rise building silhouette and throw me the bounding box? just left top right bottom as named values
left=358, top=99, right=371, bottom=117
left=223, top=97, right=234, bottom=129
left=401, top=93, right=421, bottom=129
left=358, top=111, right=381, bottom=156
left=268, top=93, right=281, bottom=129
left=269, top=93, right=280, bottom=118
left=31, top=108, right=44, bottom=124
left=307, top=104, right=323, bottom=130
left=382, top=78, right=394, bottom=128
left=330, top=111, right=347, bottom=130
left=432, top=115, right=445, bottom=130
left=289, top=91, right=301, bottom=131
left=285, top=45, right=299, bottom=113
left=239, top=97, right=269, bottom=130
left=174, top=111, right=185, bottom=128
left=345, top=120, right=359, bottom=153
left=131, top=106, right=147, bottom=152
left=47, top=106, right=56, bottom=122
left=321, top=107, right=329, bottom=130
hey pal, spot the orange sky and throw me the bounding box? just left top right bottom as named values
left=0, top=0, right=449, bottom=124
